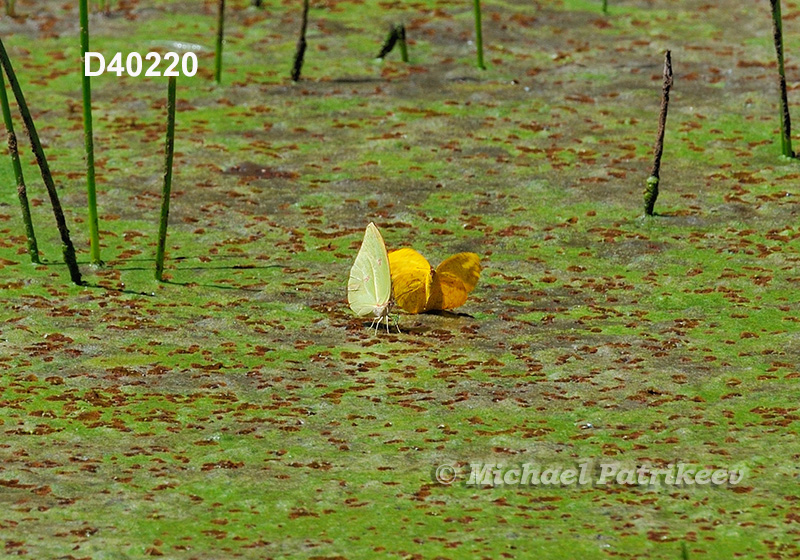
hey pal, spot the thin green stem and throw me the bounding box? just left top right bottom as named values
left=0, top=67, right=39, bottom=263
left=602, top=0, right=608, bottom=14
left=6, top=0, right=16, bottom=17
left=214, top=0, right=225, bottom=84
left=0, top=38, right=82, bottom=285
left=397, top=24, right=408, bottom=63
left=770, top=0, right=794, bottom=158
left=375, top=24, right=407, bottom=62
left=79, top=0, right=102, bottom=265
left=473, top=0, right=485, bottom=70
left=155, top=76, right=177, bottom=282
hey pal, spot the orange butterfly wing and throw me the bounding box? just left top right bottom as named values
left=426, top=253, right=481, bottom=311
left=388, top=248, right=432, bottom=314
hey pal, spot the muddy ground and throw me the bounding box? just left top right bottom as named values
left=1, top=0, right=799, bottom=558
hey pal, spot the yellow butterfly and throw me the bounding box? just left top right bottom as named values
left=388, top=248, right=481, bottom=314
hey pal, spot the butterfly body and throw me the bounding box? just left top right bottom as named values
left=388, top=248, right=481, bottom=313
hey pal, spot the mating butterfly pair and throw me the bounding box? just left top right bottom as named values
left=347, top=223, right=481, bottom=333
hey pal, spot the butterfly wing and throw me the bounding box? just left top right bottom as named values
left=388, top=248, right=432, bottom=314
left=426, top=252, right=481, bottom=311
left=348, top=223, right=392, bottom=318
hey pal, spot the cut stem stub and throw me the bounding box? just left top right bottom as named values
left=644, top=50, right=672, bottom=217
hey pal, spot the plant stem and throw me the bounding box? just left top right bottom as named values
left=6, top=0, right=16, bottom=17
left=602, top=0, right=608, bottom=14
left=214, top=0, right=225, bottom=84
left=397, top=24, right=408, bottom=63
left=376, top=26, right=399, bottom=60
left=0, top=38, right=82, bottom=285
left=155, top=76, right=177, bottom=282
left=79, top=0, right=102, bottom=265
left=0, top=67, right=40, bottom=263
left=473, top=0, right=485, bottom=69
left=291, top=0, right=310, bottom=81
left=770, top=0, right=794, bottom=158
left=644, top=50, right=673, bottom=217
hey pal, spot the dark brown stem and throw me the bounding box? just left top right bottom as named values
left=291, top=0, right=310, bottom=82
left=0, top=38, right=82, bottom=284
left=214, top=0, right=225, bottom=84
left=376, top=25, right=399, bottom=59
left=650, top=50, right=673, bottom=179
left=645, top=50, right=672, bottom=217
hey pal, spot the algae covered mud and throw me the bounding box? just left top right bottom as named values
left=0, top=1, right=798, bottom=558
